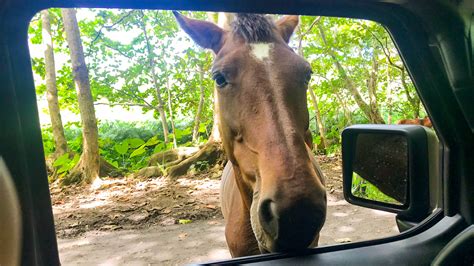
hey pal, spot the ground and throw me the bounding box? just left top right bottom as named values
left=52, top=155, right=399, bottom=265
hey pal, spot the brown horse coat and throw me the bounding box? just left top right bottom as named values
left=397, top=117, right=432, bottom=127
left=174, top=12, right=327, bottom=257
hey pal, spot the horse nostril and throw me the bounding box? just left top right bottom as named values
left=259, top=199, right=278, bottom=238
left=260, top=199, right=274, bottom=222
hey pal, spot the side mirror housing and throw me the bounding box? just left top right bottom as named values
left=342, top=124, right=438, bottom=228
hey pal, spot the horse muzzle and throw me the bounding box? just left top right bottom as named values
left=257, top=195, right=327, bottom=252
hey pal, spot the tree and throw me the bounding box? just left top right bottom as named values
left=29, top=10, right=431, bottom=183
left=41, top=10, right=69, bottom=158
left=192, top=66, right=205, bottom=143
left=296, top=16, right=329, bottom=152
left=165, top=12, right=232, bottom=178
left=317, top=22, right=385, bottom=124
left=61, top=8, right=100, bottom=184
left=138, top=10, right=171, bottom=143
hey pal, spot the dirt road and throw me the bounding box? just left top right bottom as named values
left=57, top=193, right=398, bottom=265
left=53, top=156, right=398, bottom=265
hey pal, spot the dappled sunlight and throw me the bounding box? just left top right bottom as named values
left=327, top=199, right=350, bottom=206
left=78, top=200, right=108, bottom=209
left=191, top=248, right=231, bottom=264
left=58, top=238, right=90, bottom=249
left=337, top=225, right=355, bottom=233
left=371, top=209, right=394, bottom=217
left=320, top=203, right=398, bottom=245
left=58, top=220, right=230, bottom=264
left=332, top=211, right=349, bottom=217
left=134, top=177, right=168, bottom=191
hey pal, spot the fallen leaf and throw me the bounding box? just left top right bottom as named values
left=160, top=218, right=176, bottom=226
left=335, top=238, right=352, bottom=243
left=128, top=212, right=150, bottom=223
left=100, top=225, right=122, bottom=231
left=69, top=222, right=80, bottom=228
left=178, top=233, right=188, bottom=240
left=205, top=204, right=217, bottom=210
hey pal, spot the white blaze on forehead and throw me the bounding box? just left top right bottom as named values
left=250, top=43, right=273, bottom=61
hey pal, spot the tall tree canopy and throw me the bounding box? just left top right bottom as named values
left=28, top=10, right=427, bottom=183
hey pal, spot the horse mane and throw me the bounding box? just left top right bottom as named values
left=232, top=14, right=276, bottom=43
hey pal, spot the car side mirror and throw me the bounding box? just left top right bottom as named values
left=342, top=125, right=437, bottom=231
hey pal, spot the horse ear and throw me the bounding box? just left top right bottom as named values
left=275, top=15, right=299, bottom=43
left=173, top=11, right=224, bottom=53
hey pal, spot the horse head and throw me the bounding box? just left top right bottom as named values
left=174, top=12, right=327, bottom=253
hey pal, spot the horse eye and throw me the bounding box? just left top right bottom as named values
left=212, top=72, right=228, bottom=88
left=305, top=71, right=313, bottom=85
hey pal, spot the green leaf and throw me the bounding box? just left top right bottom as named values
left=178, top=219, right=192, bottom=224
left=57, top=165, right=70, bottom=174
left=114, top=140, right=129, bottom=155
left=53, top=153, right=70, bottom=167
left=145, top=136, right=160, bottom=146
left=153, top=143, right=165, bottom=153
left=70, top=154, right=80, bottom=165
left=128, top=138, right=145, bottom=148
left=130, top=146, right=146, bottom=158
left=198, top=124, right=207, bottom=133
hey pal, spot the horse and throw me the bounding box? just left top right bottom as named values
left=174, top=12, right=327, bottom=257
left=397, top=116, right=432, bottom=128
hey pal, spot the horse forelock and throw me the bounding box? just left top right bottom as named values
left=232, top=14, right=276, bottom=43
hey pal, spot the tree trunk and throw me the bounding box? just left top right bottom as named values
left=335, top=91, right=352, bottom=125
left=61, top=8, right=100, bottom=184
left=208, top=90, right=222, bottom=143
left=386, top=58, right=393, bottom=124
left=295, top=19, right=328, bottom=152
left=164, top=13, right=233, bottom=178
left=42, top=10, right=68, bottom=158
left=192, top=68, right=205, bottom=143
left=217, top=12, right=234, bottom=30
left=308, top=87, right=328, bottom=151
left=317, top=24, right=385, bottom=124
left=207, top=12, right=233, bottom=143
left=367, top=52, right=383, bottom=123
left=139, top=13, right=170, bottom=143
left=400, top=68, right=420, bottom=118
left=166, top=77, right=178, bottom=149
left=167, top=142, right=225, bottom=179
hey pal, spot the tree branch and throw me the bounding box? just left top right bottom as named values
left=358, top=22, right=403, bottom=71
left=297, top=16, right=322, bottom=54
left=102, top=42, right=134, bottom=59
left=94, top=102, right=150, bottom=108
left=89, top=11, right=134, bottom=47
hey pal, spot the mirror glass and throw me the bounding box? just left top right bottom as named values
left=351, top=133, right=408, bottom=205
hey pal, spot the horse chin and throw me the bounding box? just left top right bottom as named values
left=249, top=197, right=274, bottom=253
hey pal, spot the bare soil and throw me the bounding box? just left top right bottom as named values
left=53, top=155, right=398, bottom=265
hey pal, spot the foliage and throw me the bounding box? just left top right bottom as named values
left=30, top=9, right=429, bottom=179
left=41, top=120, right=207, bottom=172
left=351, top=173, right=400, bottom=205
left=53, top=153, right=80, bottom=178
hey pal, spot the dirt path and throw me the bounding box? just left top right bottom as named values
left=57, top=196, right=397, bottom=265
left=53, top=155, right=399, bottom=265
